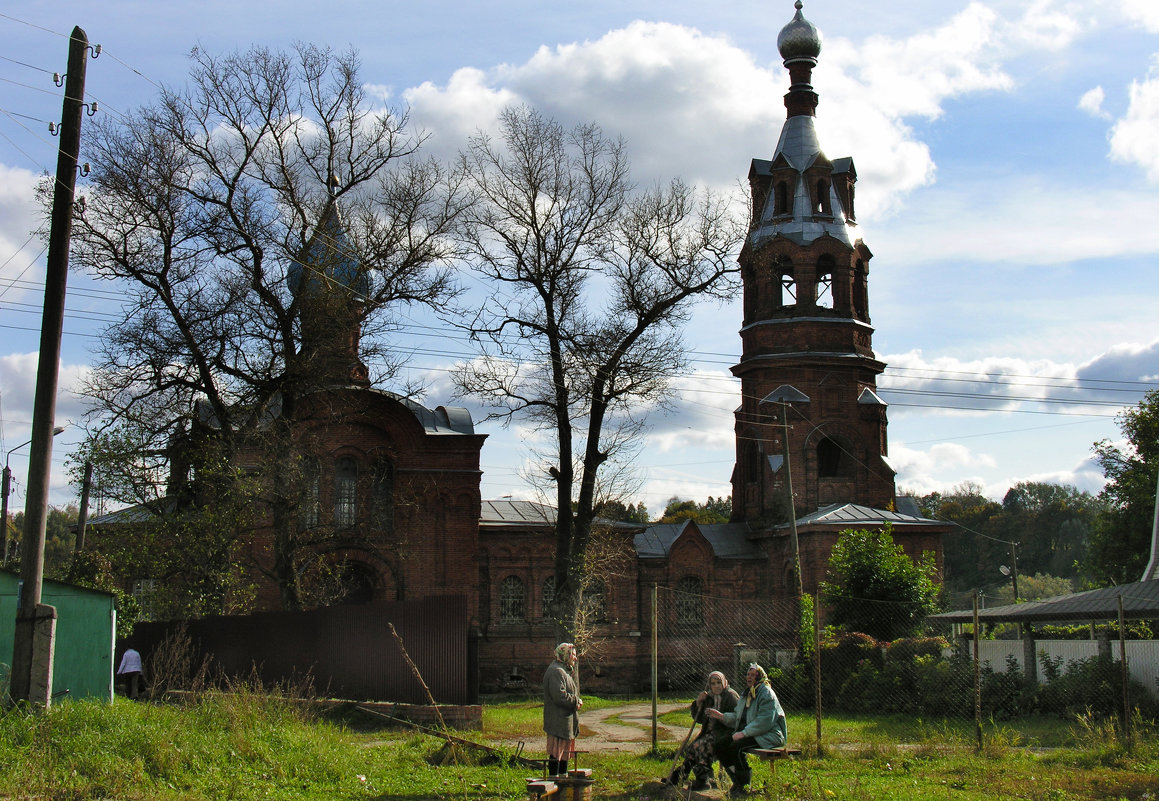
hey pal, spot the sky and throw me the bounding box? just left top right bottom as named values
left=2, top=0, right=1158, bottom=520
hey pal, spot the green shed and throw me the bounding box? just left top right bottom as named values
left=1, top=570, right=116, bottom=702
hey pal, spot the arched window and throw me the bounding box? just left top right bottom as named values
left=816, top=271, right=833, bottom=309
left=542, top=575, right=556, bottom=619
left=773, top=181, right=790, bottom=215
left=853, top=259, right=869, bottom=320
left=814, top=179, right=831, bottom=215
left=780, top=271, right=797, bottom=306
left=817, top=437, right=850, bottom=478
left=372, top=458, right=393, bottom=533
left=499, top=575, right=526, bottom=623
left=582, top=580, right=608, bottom=623
left=334, top=456, right=357, bottom=527
left=675, top=576, right=704, bottom=626
left=299, top=457, right=320, bottom=530
left=336, top=562, right=377, bottom=605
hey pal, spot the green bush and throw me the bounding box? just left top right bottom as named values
left=819, top=631, right=881, bottom=707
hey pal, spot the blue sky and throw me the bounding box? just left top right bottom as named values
left=2, top=0, right=1158, bottom=518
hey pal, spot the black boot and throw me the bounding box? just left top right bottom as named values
left=547, top=757, right=558, bottom=776
left=689, top=771, right=711, bottom=791
left=729, top=767, right=751, bottom=797
left=557, top=759, right=568, bottom=776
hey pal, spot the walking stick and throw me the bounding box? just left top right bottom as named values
left=667, top=680, right=710, bottom=783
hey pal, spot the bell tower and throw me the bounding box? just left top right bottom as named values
left=732, top=1, right=895, bottom=525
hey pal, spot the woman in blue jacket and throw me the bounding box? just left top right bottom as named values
left=707, top=663, right=787, bottom=796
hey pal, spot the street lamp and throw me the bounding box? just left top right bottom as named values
left=2, top=426, right=65, bottom=566
left=760, top=385, right=810, bottom=599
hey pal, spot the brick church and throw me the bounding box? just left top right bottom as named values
left=91, top=1, right=948, bottom=695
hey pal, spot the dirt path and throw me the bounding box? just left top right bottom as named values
left=494, top=702, right=693, bottom=755
left=581, top=701, right=690, bottom=752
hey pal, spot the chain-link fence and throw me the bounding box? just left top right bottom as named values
left=653, top=586, right=1157, bottom=748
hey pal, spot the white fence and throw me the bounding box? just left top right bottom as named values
left=950, top=639, right=1159, bottom=696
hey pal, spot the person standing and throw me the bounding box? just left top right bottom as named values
left=543, top=642, right=582, bottom=777
left=116, top=646, right=144, bottom=700
left=707, top=663, right=787, bottom=796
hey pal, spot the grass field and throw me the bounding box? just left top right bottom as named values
left=1, top=690, right=1157, bottom=800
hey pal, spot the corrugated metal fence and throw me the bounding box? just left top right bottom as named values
left=131, top=595, right=471, bottom=704
left=960, top=639, right=1159, bottom=693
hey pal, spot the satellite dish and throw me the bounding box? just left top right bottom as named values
left=999, top=565, right=1011, bottom=577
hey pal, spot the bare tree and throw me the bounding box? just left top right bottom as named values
left=67, top=44, right=469, bottom=611
left=454, top=105, right=744, bottom=636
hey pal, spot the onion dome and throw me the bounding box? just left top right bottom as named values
left=287, top=192, right=369, bottom=299
left=777, top=1, right=822, bottom=64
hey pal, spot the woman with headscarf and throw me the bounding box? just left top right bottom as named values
left=707, top=663, right=787, bottom=796
left=665, top=669, right=740, bottom=790
left=542, top=642, right=583, bottom=777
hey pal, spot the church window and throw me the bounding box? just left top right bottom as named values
left=131, top=579, right=158, bottom=621
left=542, top=575, right=556, bottom=619
left=372, top=458, right=394, bottom=533
left=499, top=575, right=526, bottom=623
left=583, top=580, right=608, bottom=623
left=817, top=437, right=850, bottom=478
left=745, top=440, right=761, bottom=483
left=814, top=179, right=832, bottom=215
left=675, top=576, right=704, bottom=626
left=299, top=457, right=320, bottom=530
left=816, top=271, right=833, bottom=309
left=781, top=272, right=797, bottom=306
left=773, top=181, right=790, bottom=215
left=853, top=259, right=868, bottom=320
left=334, top=456, right=357, bottom=527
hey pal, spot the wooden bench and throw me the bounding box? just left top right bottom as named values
left=743, top=747, right=802, bottom=781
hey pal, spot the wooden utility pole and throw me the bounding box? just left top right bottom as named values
left=10, top=26, right=89, bottom=706
left=74, top=460, right=93, bottom=552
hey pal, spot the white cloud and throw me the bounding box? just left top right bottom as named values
left=830, top=4, right=1012, bottom=122
left=644, top=369, right=738, bottom=454
left=871, top=175, right=1159, bottom=266
left=881, top=347, right=1158, bottom=417
left=402, top=8, right=1071, bottom=220
left=0, top=352, right=91, bottom=436
left=1109, top=55, right=1159, bottom=181
left=1005, top=0, right=1083, bottom=51
left=1078, top=85, right=1110, bottom=118
left=1121, top=0, right=1159, bottom=33
left=0, top=351, right=90, bottom=506
left=1076, top=338, right=1159, bottom=383
left=0, top=165, right=43, bottom=290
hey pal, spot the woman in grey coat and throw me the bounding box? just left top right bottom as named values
left=543, top=642, right=583, bottom=776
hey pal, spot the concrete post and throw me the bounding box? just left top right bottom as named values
left=1021, top=630, right=1037, bottom=686
left=10, top=603, right=57, bottom=706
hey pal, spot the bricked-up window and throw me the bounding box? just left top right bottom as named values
left=675, top=576, right=704, bottom=626
left=334, top=456, right=357, bottom=527
left=299, top=457, right=320, bottom=530
left=372, top=458, right=393, bottom=533
left=542, top=575, right=556, bottom=619
left=499, top=575, right=526, bottom=623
